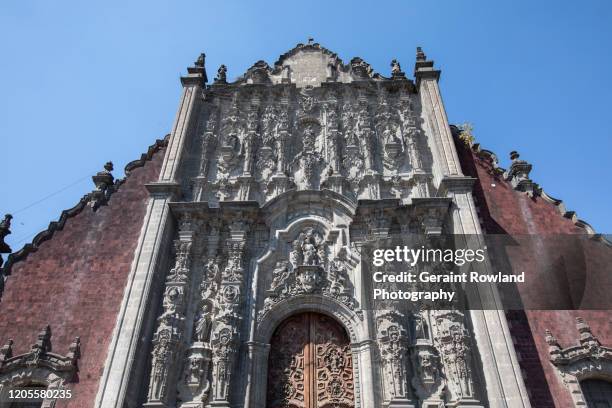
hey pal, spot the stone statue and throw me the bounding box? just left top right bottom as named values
left=390, top=59, right=404, bottom=77
left=194, top=302, right=213, bottom=342
left=215, top=65, right=227, bottom=83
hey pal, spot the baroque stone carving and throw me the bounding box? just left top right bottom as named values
left=376, top=312, right=412, bottom=403
left=432, top=310, right=477, bottom=403
left=0, top=327, right=80, bottom=407
left=214, top=65, right=227, bottom=84
left=0, top=214, right=12, bottom=267
left=146, top=216, right=196, bottom=406
left=546, top=317, right=612, bottom=407
left=260, top=228, right=354, bottom=320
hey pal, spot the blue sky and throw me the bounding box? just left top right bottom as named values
left=1, top=0, right=611, bottom=253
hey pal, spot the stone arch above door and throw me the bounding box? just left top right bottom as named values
left=255, top=294, right=364, bottom=345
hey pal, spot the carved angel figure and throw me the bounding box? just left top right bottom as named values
left=270, top=260, right=291, bottom=294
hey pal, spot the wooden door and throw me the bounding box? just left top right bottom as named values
left=267, top=312, right=355, bottom=408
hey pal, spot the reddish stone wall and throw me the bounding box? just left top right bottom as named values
left=0, top=144, right=165, bottom=407
left=455, top=136, right=611, bottom=407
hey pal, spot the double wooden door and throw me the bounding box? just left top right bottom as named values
left=267, top=312, right=355, bottom=408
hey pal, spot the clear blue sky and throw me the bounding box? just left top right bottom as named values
left=1, top=0, right=611, bottom=253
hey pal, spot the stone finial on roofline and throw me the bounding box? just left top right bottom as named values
left=0, top=213, right=12, bottom=258
left=414, top=46, right=440, bottom=86
left=89, top=161, right=116, bottom=210
left=182, top=52, right=208, bottom=86
left=390, top=59, right=406, bottom=79
left=504, top=151, right=536, bottom=196
left=214, top=64, right=228, bottom=84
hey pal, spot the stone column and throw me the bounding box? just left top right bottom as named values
left=94, top=55, right=206, bottom=408
left=243, top=341, right=270, bottom=408
left=209, top=217, right=250, bottom=407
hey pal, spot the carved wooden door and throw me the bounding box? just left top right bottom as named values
left=267, top=312, right=355, bottom=408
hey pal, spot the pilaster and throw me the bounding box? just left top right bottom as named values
left=440, top=177, right=531, bottom=408
left=95, top=54, right=207, bottom=408
left=414, top=48, right=462, bottom=186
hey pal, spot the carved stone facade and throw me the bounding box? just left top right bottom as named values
left=90, top=42, right=530, bottom=408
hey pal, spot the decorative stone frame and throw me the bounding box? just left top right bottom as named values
left=250, top=294, right=371, bottom=408
left=0, top=327, right=80, bottom=408
left=546, top=317, right=612, bottom=407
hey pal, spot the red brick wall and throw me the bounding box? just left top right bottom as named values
left=455, top=137, right=611, bottom=407
left=0, top=145, right=164, bottom=407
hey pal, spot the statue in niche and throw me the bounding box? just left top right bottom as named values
left=383, top=125, right=401, bottom=145
left=327, top=107, right=338, bottom=129
left=290, top=227, right=326, bottom=268
left=278, top=109, right=289, bottom=130
left=261, top=105, right=278, bottom=147
left=193, top=302, right=213, bottom=342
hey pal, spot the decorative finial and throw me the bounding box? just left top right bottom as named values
left=0, top=213, right=13, bottom=255
left=214, top=64, right=227, bottom=84
left=32, top=325, right=52, bottom=353
left=67, top=337, right=81, bottom=362
left=390, top=59, right=405, bottom=78
left=576, top=317, right=600, bottom=347
left=195, top=53, right=206, bottom=67
left=544, top=329, right=562, bottom=361
left=416, top=46, right=426, bottom=62
left=504, top=150, right=535, bottom=195
left=0, top=339, right=13, bottom=362
left=90, top=161, right=116, bottom=209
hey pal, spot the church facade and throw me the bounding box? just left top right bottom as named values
left=0, top=41, right=611, bottom=408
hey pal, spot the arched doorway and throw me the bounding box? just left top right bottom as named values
left=267, top=312, right=355, bottom=408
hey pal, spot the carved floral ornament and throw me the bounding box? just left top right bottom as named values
left=0, top=326, right=80, bottom=403
left=546, top=317, right=612, bottom=406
